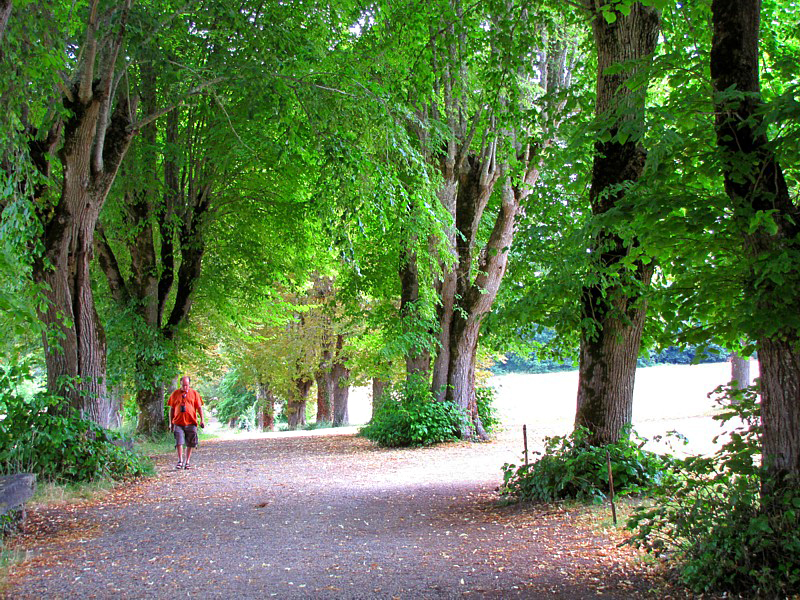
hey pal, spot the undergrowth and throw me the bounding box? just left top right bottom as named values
left=500, top=426, right=672, bottom=503
left=626, top=384, right=800, bottom=598
left=360, top=376, right=464, bottom=447
left=0, top=392, right=152, bottom=483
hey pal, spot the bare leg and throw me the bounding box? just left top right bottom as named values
left=184, top=447, right=193, bottom=466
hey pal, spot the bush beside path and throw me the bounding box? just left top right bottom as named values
left=5, top=428, right=702, bottom=599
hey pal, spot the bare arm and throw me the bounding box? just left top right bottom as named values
left=196, top=396, right=205, bottom=427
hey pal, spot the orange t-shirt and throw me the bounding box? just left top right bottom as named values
left=168, top=389, right=203, bottom=427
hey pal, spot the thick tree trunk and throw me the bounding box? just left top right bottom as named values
left=286, top=378, right=311, bottom=429
left=97, top=99, right=211, bottom=437
left=575, top=259, right=654, bottom=444
left=36, top=229, right=109, bottom=424
left=758, top=340, right=800, bottom=487
left=423, top=18, right=573, bottom=421
left=33, top=86, right=136, bottom=427
left=107, top=385, right=124, bottom=429
left=574, top=2, right=660, bottom=446
left=446, top=314, right=482, bottom=439
left=315, top=369, right=334, bottom=423
left=22, top=3, right=136, bottom=428
left=332, top=334, right=349, bottom=426
left=135, top=385, right=166, bottom=435
left=710, top=0, right=800, bottom=494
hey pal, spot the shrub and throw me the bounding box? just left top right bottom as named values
left=475, top=386, right=500, bottom=434
left=360, top=376, right=465, bottom=447
left=626, top=385, right=800, bottom=597
left=500, top=426, right=671, bottom=503
left=0, top=392, right=151, bottom=483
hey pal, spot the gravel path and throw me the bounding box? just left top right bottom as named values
left=3, top=426, right=693, bottom=599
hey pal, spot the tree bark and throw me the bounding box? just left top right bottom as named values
left=419, top=10, right=574, bottom=438
left=332, top=334, right=350, bottom=426
left=445, top=174, right=522, bottom=440
left=312, top=275, right=335, bottom=423
left=315, top=365, right=334, bottom=424
left=574, top=1, right=660, bottom=446
left=709, top=0, right=800, bottom=495
left=134, top=385, right=166, bottom=433
left=287, top=377, right=311, bottom=429
left=32, top=52, right=137, bottom=426
left=730, top=353, right=751, bottom=392
left=0, top=0, right=11, bottom=47
left=256, top=383, right=275, bottom=431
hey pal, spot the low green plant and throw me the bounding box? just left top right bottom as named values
left=0, top=392, right=152, bottom=483
left=626, top=385, right=800, bottom=597
left=500, top=426, right=671, bottom=503
left=360, top=376, right=465, bottom=447
left=475, top=386, right=500, bottom=434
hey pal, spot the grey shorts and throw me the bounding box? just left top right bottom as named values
left=173, top=425, right=198, bottom=448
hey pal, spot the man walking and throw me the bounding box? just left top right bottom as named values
left=168, top=376, right=205, bottom=469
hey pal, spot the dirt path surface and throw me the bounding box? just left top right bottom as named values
left=6, top=427, right=690, bottom=600
left=7, top=363, right=743, bottom=599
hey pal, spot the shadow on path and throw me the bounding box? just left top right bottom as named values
left=6, top=432, right=688, bottom=599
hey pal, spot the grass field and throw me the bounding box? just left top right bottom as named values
left=489, top=360, right=758, bottom=456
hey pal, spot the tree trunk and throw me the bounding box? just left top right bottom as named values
left=21, top=4, right=137, bottom=428
left=256, top=383, right=275, bottom=431
left=33, top=84, right=136, bottom=427
left=757, top=340, right=800, bottom=492
left=0, top=0, right=11, bottom=47
left=709, top=0, right=800, bottom=495
left=421, top=15, right=574, bottom=423
left=108, top=385, right=124, bottom=429
left=575, top=259, right=654, bottom=444
left=315, top=370, right=334, bottom=423
left=730, top=353, right=751, bottom=392
left=372, top=377, right=390, bottom=417
left=332, top=334, right=349, bottom=426
left=444, top=179, right=521, bottom=439
left=135, top=385, right=166, bottom=435
left=399, top=248, right=431, bottom=379
left=286, top=377, right=311, bottom=429
left=446, top=312, right=482, bottom=439
left=315, top=332, right=334, bottom=423
left=431, top=179, right=458, bottom=401
left=574, top=1, right=660, bottom=446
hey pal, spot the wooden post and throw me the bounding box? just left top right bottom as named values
left=606, top=449, right=617, bottom=525
left=523, top=424, right=529, bottom=467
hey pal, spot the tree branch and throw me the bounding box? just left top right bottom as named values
left=78, top=0, right=100, bottom=103
left=95, top=221, right=130, bottom=305
left=129, top=77, right=226, bottom=131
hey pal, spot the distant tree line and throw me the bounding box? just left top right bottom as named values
left=494, top=344, right=729, bottom=375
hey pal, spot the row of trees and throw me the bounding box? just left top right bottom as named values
left=1, top=0, right=799, bottom=509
